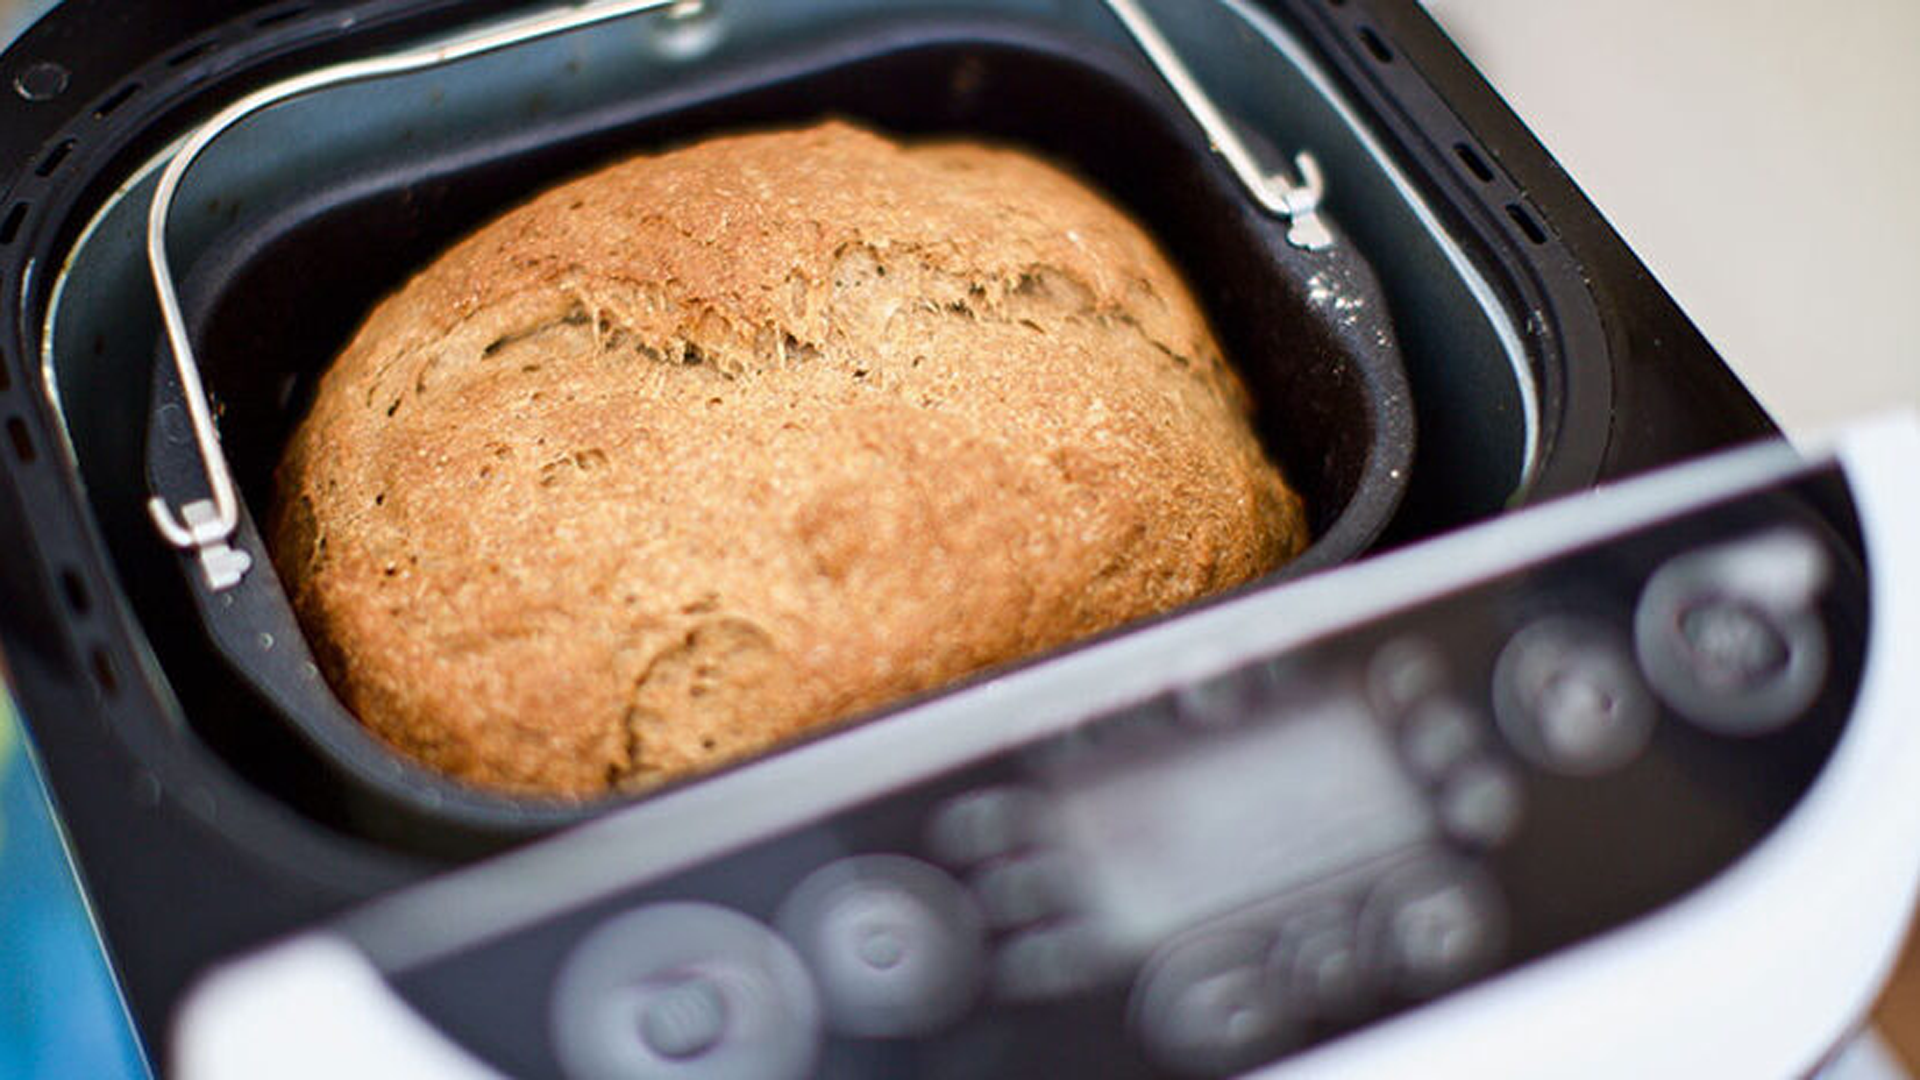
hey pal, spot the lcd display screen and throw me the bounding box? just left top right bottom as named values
left=1051, top=698, right=1433, bottom=950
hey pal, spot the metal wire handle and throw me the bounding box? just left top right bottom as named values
left=1101, top=0, right=1332, bottom=249
left=145, top=0, right=703, bottom=589
left=146, top=0, right=1329, bottom=591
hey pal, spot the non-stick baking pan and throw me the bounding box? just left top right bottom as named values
left=142, top=11, right=1413, bottom=852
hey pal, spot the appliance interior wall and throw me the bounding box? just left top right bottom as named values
left=41, top=0, right=1536, bottom=849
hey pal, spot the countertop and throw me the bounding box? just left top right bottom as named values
left=1423, top=0, right=1920, bottom=437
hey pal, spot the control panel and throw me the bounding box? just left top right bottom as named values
left=329, top=451, right=1870, bottom=1080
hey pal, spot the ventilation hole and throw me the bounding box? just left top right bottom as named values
left=0, top=351, right=10, bottom=392
left=254, top=3, right=310, bottom=28
left=0, top=202, right=26, bottom=245
left=1359, top=27, right=1394, bottom=63
left=1455, top=143, right=1495, bottom=183
left=6, top=417, right=35, bottom=463
left=94, top=82, right=141, bottom=119
left=1506, top=202, right=1549, bottom=245
left=166, top=39, right=218, bottom=67
left=59, top=569, right=90, bottom=615
left=34, top=138, right=74, bottom=178
left=90, top=647, right=119, bottom=696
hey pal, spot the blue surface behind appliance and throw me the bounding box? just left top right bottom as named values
left=0, top=688, right=150, bottom=1079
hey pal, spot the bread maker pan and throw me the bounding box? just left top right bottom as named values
left=137, top=5, right=1419, bottom=851
left=29, top=0, right=1584, bottom=865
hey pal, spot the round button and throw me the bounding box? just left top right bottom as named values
left=1399, top=699, right=1482, bottom=778
left=1438, top=762, right=1523, bottom=848
left=1635, top=529, right=1831, bottom=736
left=972, top=854, right=1075, bottom=929
left=1133, top=931, right=1296, bottom=1076
left=776, top=855, right=984, bottom=1039
left=550, top=902, right=818, bottom=1080
left=1493, top=617, right=1655, bottom=775
left=1367, top=637, right=1448, bottom=716
left=926, top=787, right=1043, bottom=867
left=992, top=923, right=1102, bottom=1003
left=1362, top=859, right=1504, bottom=998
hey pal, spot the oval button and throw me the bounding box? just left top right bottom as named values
left=1635, top=529, right=1831, bottom=736
left=1493, top=617, right=1654, bottom=776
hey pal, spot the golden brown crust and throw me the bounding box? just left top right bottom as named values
left=272, top=121, right=1307, bottom=798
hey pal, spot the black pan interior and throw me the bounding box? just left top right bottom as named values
left=145, top=15, right=1411, bottom=852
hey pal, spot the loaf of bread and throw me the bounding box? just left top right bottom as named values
left=271, top=121, right=1307, bottom=798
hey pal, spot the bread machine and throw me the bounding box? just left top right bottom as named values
left=2, top=0, right=1917, bottom=1077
